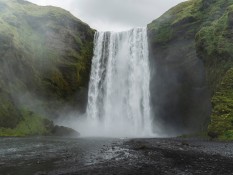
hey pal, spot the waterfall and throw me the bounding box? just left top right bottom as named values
left=86, top=28, right=153, bottom=137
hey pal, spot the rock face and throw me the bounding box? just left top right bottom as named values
left=148, top=0, right=233, bottom=138
left=196, top=0, right=233, bottom=140
left=51, top=125, right=80, bottom=137
left=0, top=0, right=94, bottom=136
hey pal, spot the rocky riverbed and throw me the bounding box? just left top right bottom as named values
left=0, top=137, right=233, bottom=175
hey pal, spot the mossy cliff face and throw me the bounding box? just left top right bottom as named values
left=195, top=0, right=233, bottom=139
left=148, top=0, right=211, bottom=135
left=148, top=0, right=233, bottom=139
left=0, top=0, right=94, bottom=135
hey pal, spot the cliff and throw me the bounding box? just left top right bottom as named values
left=148, top=0, right=233, bottom=139
left=0, top=0, right=94, bottom=136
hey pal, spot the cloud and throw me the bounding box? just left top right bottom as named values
left=26, top=0, right=186, bottom=31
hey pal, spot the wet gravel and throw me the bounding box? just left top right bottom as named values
left=0, top=137, right=233, bottom=175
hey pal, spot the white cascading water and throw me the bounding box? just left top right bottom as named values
left=86, top=27, right=153, bottom=137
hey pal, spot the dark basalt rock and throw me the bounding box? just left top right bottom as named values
left=51, top=125, right=80, bottom=137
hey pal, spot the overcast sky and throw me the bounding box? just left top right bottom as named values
left=26, top=0, right=187, bottom=31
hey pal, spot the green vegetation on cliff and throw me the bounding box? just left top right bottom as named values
left=148, top=0, right=233, bottom=140
left=195, top=0, right=233, bottom=140
left=0, top=109, right=53, bottom=136
left=207, top=67, right=233, bottom=139
left=0, top=0, right=94, bottom=136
